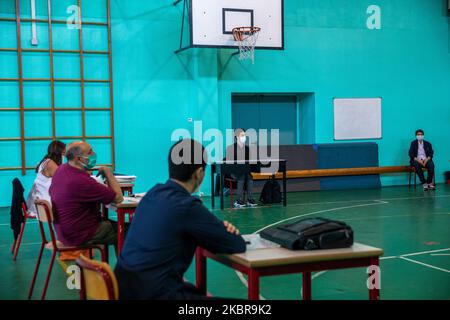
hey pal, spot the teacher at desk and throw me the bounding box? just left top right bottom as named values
left=225, top=128, right=258, bottom=208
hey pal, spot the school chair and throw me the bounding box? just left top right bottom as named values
left=28, top=199, right=107, bottom=300
left=224, top=176, right=237, bottom=207
left=225, top=176, right=253, bottom=208
left=76, top=254, right=119, bottom=300
left=10, top=178, right=36, bottom=261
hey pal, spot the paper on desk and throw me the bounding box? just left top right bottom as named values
left=115, top=175, right=136, bottom=180
left=133, top=192, right=146, bottom=198
left=123, top=196, right=140, bottom=203
left=242, top=234, right=280, bottom=250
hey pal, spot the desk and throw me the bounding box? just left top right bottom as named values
left=108, top=198, right=140, bottom=254
left=195, top=242, right=383, bottom=300
left=211, top=159, right=287, bottom=210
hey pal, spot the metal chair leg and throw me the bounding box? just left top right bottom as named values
left=11, top=239, right=17, bottom=255
left=104, top=245, right=109, bottom=263
left=40, top=250, right=57, bottom=300
left=13, top=218, right=27, bottom=261
left=408, top=172, right=412, bottom=190
left=28, top=242, right=45, bottom=299
left=100, top=246, right=107, bottom=262
left=414, top=171, right=417, bottom=189
left=229, top=180, right=234, bottom=207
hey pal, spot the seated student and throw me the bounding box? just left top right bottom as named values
left=49, top=141, right=124, bottom=248
left=225, top=128, right=258, bottom=208
left=409, top=129, right=435, bottom=191
left=26, top=140, right=66, bottom=216
left=115, top=139, right=246, bottom=300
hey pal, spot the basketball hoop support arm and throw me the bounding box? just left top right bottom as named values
left=174, top=0, right=192, bottom=54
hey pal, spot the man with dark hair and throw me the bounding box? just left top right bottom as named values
left=409, top=129, right=435, bottom=191
left=115, top=139, right=246, bottom=300
left=225, top=128, right=258, bottom=208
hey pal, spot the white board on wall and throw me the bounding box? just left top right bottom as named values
left=333, top=98, right=382, bottom=140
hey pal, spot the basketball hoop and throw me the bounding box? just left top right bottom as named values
left=232, top=26, right=261, bottom=64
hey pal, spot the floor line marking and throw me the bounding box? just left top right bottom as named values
left=399, top=256, right=450, bottom=273
left=0, top=221, right=38, bottom=227
left=254, top=201, right=388, bottom=234
left=0, top=242, right=42, bottom=249
left=311, top=271, right=327, bottom=280
left=18, top=242, right=41, bottom=246
left=400, top=248, right=450, bottom=258
left=344, top=212, right=450, bottom=221
left=365, top=248, right=450, bottom=261
left=210, top=194, right=450, bottom=212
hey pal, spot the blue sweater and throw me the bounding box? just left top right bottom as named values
left=114, top=179, right=246, bottom=299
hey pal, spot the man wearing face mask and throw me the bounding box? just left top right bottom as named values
left=114, top=139, right=246, bottom=300
left=409, top=129, right=435, bottom=191
left=225, top=128, right=258, bottom=208
left=49, top=141, right=124, bottom=249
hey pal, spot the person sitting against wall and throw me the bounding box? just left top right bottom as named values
left=114, top=139, right=246, bottom=300
left=26, top=140, right=66, bottom=217
left=225, top=128, right=258, bottom=208
left=409, top=129, right=435, bottom=191
left=49, top=141, right=125, bottom=250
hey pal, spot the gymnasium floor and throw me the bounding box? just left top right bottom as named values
left=0, top=184, right=449, bottom=300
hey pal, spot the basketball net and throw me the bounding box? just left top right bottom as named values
left=232, top=27, right=261, bottom=64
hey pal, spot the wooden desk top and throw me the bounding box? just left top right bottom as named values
left=109, top=197, right=141, bottom=210
left=214, top=243, right=383, bottom=268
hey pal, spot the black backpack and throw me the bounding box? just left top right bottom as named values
left=260, top=217, right=354, bottom=250
left=259, top=179, right=282, bottom=204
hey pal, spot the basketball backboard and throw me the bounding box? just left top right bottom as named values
left=176, top=0, right=284, bottom=52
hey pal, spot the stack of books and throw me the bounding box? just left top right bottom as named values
left=114, top=174, right=136, bottom=185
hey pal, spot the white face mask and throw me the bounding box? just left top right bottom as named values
left=416, top=135, right=424, bottom=141
left=239, top=136, right=246, bottom=144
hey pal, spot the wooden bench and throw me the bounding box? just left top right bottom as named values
left=251, top=165, right=423, bottom=189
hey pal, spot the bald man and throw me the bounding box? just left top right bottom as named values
left=49, top=141, right=124, bottom=250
